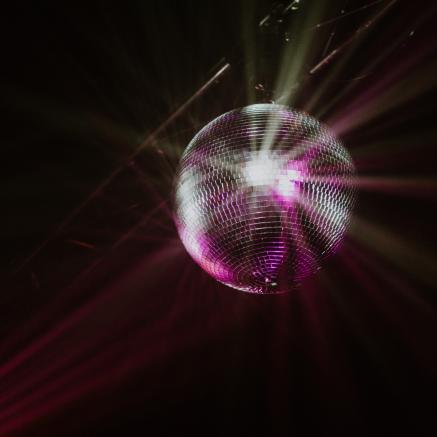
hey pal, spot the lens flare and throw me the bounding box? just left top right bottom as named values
left=174, top=104, right=356, bottom=293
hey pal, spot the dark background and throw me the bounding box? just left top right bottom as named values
left=1, top=1, right=437, bottom=436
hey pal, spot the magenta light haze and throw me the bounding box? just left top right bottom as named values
left=174, top=104, right=356, bottom=293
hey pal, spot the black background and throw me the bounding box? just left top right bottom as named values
left=1, top=1, right=437, bottom=436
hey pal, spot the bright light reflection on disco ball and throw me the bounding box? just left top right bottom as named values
left=174, top=104, right=356, bottom=293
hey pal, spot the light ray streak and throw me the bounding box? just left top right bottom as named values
left=309, top=0, right=397, bottom=75
left=0, top=249, right=188, bottom=414
left=321, top=31, right=336, bottom=58
left=242, top=0, right=257, bottom=105
left=286, top=175, right=437, bottom=198
left=330, top=58, right=437, bottom=134
left=110, top=200, right=169, bottom=250
left=127, top=160, right=175, bottom=221
left=66, top=240, right=96, bottom=250
left=273, top=3, right=327, bottom=106
left=297, top=281, right=360, bottom=408
left=0, top=309, right=209, bottom=435
left=318, top=265, right=389, bottom=371
left=343, top=240, right=435, bottom=316
left=348, top=215, right=437, bottom=287
left=0, top=242, right=183, bottom=381
left=335, top=241, right=437, bottom=378
left=349, top=176, right=437, bottom=197
left=310, top=0, right=386, bottom=29
left=12, top=63, right=231, bottom=275
left=309, top=8, right=430, bottom=117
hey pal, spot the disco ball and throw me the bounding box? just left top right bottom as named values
left=174, top=104, right=355, bottom=293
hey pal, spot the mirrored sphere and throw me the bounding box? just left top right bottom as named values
left=174, top=104, right=355, bottom=293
